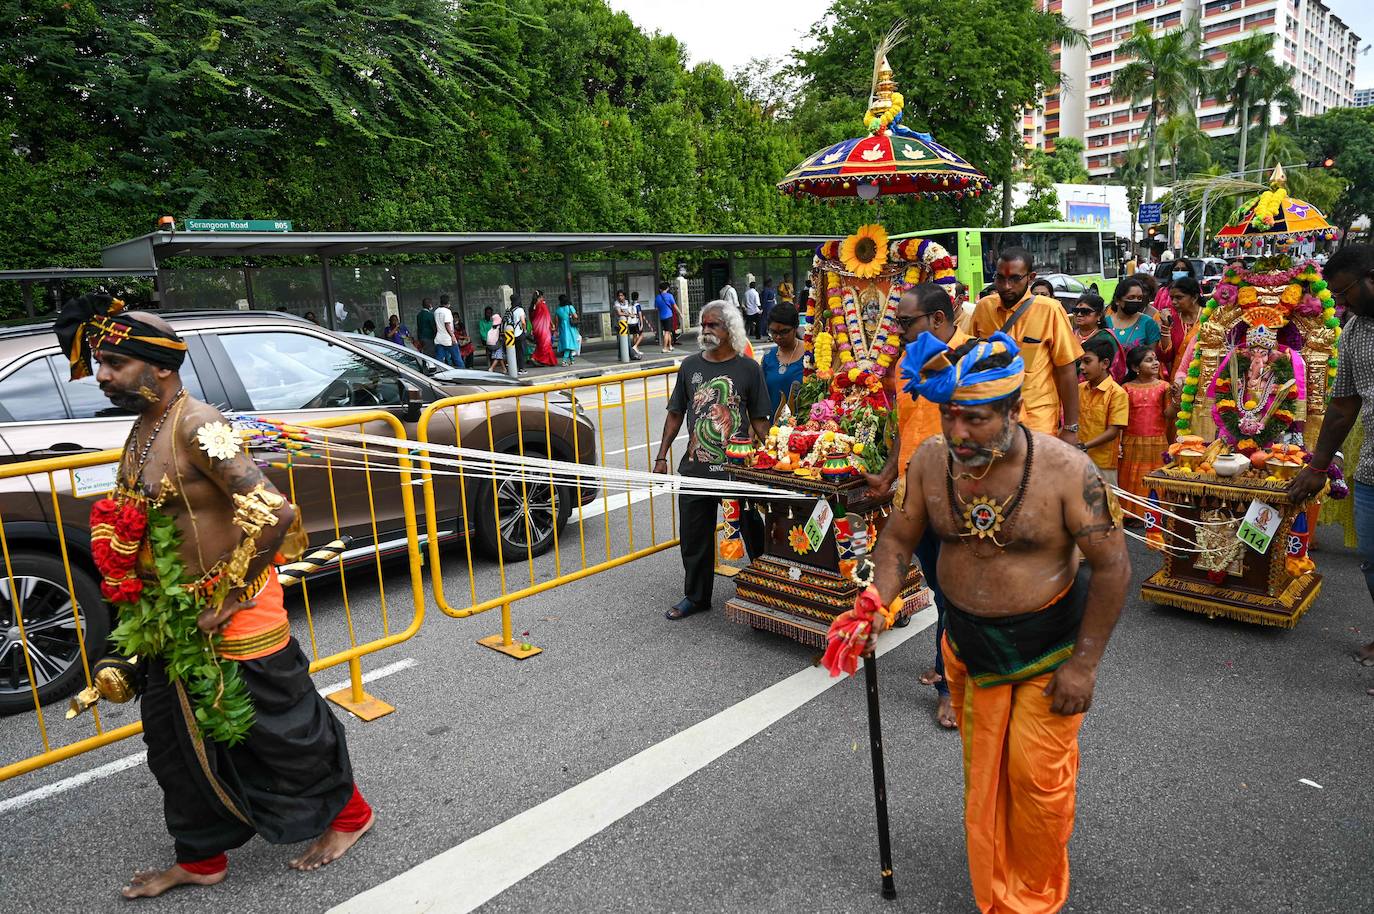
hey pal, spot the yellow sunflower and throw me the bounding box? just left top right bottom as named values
left=839, top=224, right=889, bottom=279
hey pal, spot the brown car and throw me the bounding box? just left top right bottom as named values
left=0, top=310, right=595, bottom=712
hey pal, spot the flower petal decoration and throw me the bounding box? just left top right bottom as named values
left=788, top=525, right=812, bottom=554
left=839, top=224, right=889, bottom=279
left=196, top=421, right=241, bottom=461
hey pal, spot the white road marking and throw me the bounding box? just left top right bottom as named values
left=1299, top=778, right=1323, bottom=789
left=0, top=657, right=418, bottom=816
left=605, top=435, right=684, bottom=458
left=315, top=657, right=418, bottom=697
left=329, top=607, right=937, bottom=914
left=568, top=488, right=666, bottom=523
left=0, top=751, right=148, bottom=816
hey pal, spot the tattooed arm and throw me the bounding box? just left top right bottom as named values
left=1043, top=459, right=1131, bottom=715
left=182, top=405, right=296, bottom=630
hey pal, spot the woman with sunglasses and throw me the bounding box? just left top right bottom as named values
left=760, top=303, right=804, bottom=415
left=1106, top=277, right=1161, bottom=356
left=1072, top=293, right=1127, bottom=381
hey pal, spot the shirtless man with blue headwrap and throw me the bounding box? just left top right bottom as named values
left=826, top=331, right=1131, bottom=914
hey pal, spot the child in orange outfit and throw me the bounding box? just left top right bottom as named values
left=1076, top=338, right=1129, bottom=487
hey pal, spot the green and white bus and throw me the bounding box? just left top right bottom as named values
left=893, top=221, right=1120, bottom=301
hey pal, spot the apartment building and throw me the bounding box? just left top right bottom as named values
left=1356, top=87, right=1374, bottom=108
left=1024, top=0, right=1360, bottom=178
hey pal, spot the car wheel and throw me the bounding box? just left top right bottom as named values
left=0, top=553, right=108, bottom=714
left=473, top=474, right=571, bottom=559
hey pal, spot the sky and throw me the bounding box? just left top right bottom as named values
left=609, top=0, right=1374, bottom=88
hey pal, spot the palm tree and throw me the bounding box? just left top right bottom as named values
left=1112, top=22, right=1204, bottom=204
left=1209, top=32, right=1289, bottom=173
left=1253, top=65, right=1301, bottom=171
left=1159, top=114, right=1210, bottom=189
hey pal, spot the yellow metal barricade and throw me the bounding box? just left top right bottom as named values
left=417, top=366, right=681, bottom=655
left=0, top=410, right=425, bottom=783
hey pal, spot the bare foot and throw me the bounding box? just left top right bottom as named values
left=936, top=694, right=958, bottom=730
left=918, top=667, right=944, bottom=686
left=121, top=863, right=225, bottom=899
left=1355, top=640, right=1374, bottom=667
left=289, top=813, right=375, bottom=871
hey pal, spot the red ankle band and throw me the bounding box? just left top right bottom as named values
left=330, top=784, right=372, bottom=833
left=178, top=853, right=227, bottom=875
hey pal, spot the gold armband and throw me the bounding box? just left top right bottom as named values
left=211, top=484, right=286, bottom=605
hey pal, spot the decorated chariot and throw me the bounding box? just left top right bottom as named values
left=1140, top=166, right=1346, bottom=628
left=720, top=50, right=990, bottom=646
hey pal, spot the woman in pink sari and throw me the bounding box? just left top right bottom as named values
left=529, top=292, right=557, bottom=367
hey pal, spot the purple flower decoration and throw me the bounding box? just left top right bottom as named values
left=1296, top=294, right=1323, bottom=317
left=1213, top=284, right=1238, bottom=308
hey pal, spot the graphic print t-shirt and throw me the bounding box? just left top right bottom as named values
left=667, top=352, right=770, bottom=478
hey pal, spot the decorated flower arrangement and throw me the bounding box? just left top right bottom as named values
left=802, top=231, right=956, bottom=381
left=751, top=369, right=892, bottom=478
left=1176, top=256, right=1340, bottom=437
left=1209, top=345, right=1301, bottom=455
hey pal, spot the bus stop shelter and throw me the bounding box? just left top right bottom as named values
left=93, top=232, right=828, bottom=341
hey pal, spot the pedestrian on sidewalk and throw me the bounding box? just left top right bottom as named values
left=760, top=277, right=777, bottom=332
left=743, top=280, right=762, bottom=339
left=415, top=298, right=437, bottom=355
left=631, top=291, right=646, bottom=359
left=555, top=294, right=580, bottom=367
left=719, top=279, right=740, bottom=314
left=653, top=301, right=769, bottom=619
left=613, top=290, right=640, bottom=361
left=655, top=282, right=678, bottom=352
left=485, top=310, right=506, bottom=373
left=433, top=298, right=463, bottom=367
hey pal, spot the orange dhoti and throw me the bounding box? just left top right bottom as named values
left=943, top=636, right=1085, bottom=914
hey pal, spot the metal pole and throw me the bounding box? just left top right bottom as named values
left=863, top=653, right=897, bottom=900
left=1197, top=187, right=1212, bottom=259
left=321, top=256, right=337, bottom=330
left=243, top=266, right=256, bottom=311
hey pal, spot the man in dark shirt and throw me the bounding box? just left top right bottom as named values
left=415, top=298, right=437, bottom=356
left=761, top=277, right=778, bottom=334
left=654, top=300, right=770, bottom=619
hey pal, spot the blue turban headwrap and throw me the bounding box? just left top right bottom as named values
left=900, top=331, right=1025, bottom=405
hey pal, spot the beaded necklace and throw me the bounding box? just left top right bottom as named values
left=945, top=425, right=1034, bottom=551
left=120, top=388, right=186, bottom=494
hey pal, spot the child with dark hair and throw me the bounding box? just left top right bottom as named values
left=1118, top=346, right=1175, bottom=500
left=1077, top=337, right=1129, bottom=485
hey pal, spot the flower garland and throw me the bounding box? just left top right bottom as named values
left=1177, top=257, right=1342, bottom=431
left=98, top=501, right=256, bottom=745
left=1209, top=348, right=1299, bottom=454
left=1249, top=187, right=1288, bottom=230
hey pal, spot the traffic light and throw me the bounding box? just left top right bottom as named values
left=1312, top=156, right=1336, bottom=169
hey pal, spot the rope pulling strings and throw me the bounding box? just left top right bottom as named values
left=230, top=417, right=1253, bottom=557
left=230, top=415, right=813, bottom=502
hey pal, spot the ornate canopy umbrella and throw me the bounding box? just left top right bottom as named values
left=777, top=52, right=991, bottom=203
left=1216, top=164, right=1341, bottom=252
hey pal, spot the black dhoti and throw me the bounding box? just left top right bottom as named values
left=140, top=638, right=355, bottom=862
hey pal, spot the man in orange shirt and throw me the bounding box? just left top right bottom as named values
left=865, top=283, right=967, bottom=728
left=970, top=247, right=1082, bottom=444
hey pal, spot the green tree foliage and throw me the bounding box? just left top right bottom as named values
left=1, top=0, right=1073, bottom=286
left=1044, top=137, right=1089, bottom=184
left=1111, top=22, right=1204, bottom=204
left=1286, top=107, right=1374, bottom=240
left=1208, top=32, right=1290, bottom=174
left=1012, top=151, right=1061, bottom=224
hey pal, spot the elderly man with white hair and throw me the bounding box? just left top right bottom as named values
left=653, top=301, right=771, bottom=619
